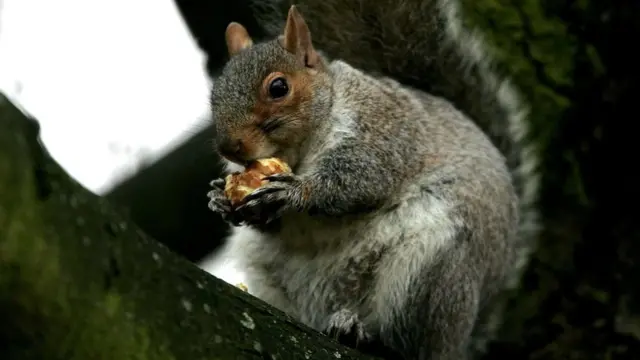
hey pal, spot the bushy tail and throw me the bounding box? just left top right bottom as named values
left=249, top=0, right=541, bottom=352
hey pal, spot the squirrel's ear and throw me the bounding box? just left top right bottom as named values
left=226, top=22, right=253, bottom=56
left=282, top=5, right=319, bottom=68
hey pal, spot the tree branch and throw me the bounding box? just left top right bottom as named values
left=0, top=93, right=379, bottom=360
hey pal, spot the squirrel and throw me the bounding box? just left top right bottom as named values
left=206, top=1, right=540, bottom=359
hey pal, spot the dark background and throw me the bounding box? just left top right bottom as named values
left=104, top=0, right=640, bottom=358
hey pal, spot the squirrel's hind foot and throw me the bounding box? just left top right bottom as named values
left=325, top=309, right=372, bottom=346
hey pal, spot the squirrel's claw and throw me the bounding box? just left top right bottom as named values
left=207, top=190, right=231, bottom=213
left=242, top=184, right=288, bottom=203
left=235, top=181, right=298, bottom=226
left=207, top=181, right=241, bottom=226
left=325, top=309, right=372, bottom=346
left=263, top=173, right=297, bottom=183
left=234, top=193, right=287, bottom=226
left=209, top=178, right=226, bottom=190
left=233, top=174, right=304, bottom=226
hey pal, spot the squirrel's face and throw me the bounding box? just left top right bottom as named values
left=211, top=43, right=329, bottom=167
left=210, top=5, right=330, bottom=168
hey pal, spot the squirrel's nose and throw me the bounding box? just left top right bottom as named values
left=217, top=139, right=244, bottom=162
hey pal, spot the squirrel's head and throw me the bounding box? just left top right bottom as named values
left=211, top=5, right=331, bottom=168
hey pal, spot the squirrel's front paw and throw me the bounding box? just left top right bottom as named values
left=325, top=309, right=372, bottom=345
left=207, top=178, right=241, bottom=226
left=234, top=173, right=303, bottom=226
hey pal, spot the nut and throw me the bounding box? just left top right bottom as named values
left=224, top=158, right=291, bottom=207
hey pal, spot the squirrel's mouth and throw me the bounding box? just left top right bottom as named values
left=218, top=141, right=284, bottom=169
left=218, top=151, right=251, bottom=167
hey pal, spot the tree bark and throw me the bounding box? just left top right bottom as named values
left=0, top=93, right=380, bottom=360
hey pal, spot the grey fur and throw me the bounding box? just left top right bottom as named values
left=249, top=0, right=541, bottom=290
left=206, top=1, right=541, bottom=359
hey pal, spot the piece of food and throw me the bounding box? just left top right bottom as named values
left=236, top=282, right=249, bottom=292
left=224, top=157, right=292, bottom=207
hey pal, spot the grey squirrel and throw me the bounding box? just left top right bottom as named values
left=206, top=1, right=540, bottom=359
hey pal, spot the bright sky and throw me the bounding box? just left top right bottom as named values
left=0, top=0, right=211, bottom=194
left=0, top=0, right=243, bottom=285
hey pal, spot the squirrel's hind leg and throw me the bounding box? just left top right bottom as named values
left=373, top=236, right=480, bottom=360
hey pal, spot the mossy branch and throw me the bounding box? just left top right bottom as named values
left=0, top=92, right=378, bottom=360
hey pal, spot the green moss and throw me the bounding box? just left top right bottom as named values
left=460, top=0, right=578, bottom=185
left=0, top=211, right=173, bottom=360
left=463, top=0, right=575, bottom=110
left=585, top=44, right=605, bottom=76
left=0, top=100, right=175, bottom=360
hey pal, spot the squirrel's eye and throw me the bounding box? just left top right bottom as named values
left=268, top=77, right=289, bottom=99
